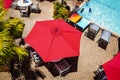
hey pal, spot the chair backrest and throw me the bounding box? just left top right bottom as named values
left=88, top=26, right=96, bottom=34
left=98, top=30, right=111, bottom=49
left=85, top=24, right=99, bottom=40
left=100, top=29, right=111, bottom=42
left=89, top=23, right=100, bottom=34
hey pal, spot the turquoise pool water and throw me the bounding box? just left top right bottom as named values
left=77, top=0, right=120, bottom=36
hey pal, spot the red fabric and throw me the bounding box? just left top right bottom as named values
left=103, top=52, right=120, bottom=80
left=25, top=19, right=82, bottom=62
left=3, top=0, right=12, bottom=9
left=69, top=13, right=79, bottom=18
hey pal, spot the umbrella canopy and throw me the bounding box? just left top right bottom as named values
left=3, top=0, right=12, bottom=9
left=103, top=52, right=120, bottom=80
left=25, top=19, right=82, bottom=62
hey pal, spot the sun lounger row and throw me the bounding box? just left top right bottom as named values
left=85, top=24, right=112, bottom=50
left=67, top=12, right=112, bottom=50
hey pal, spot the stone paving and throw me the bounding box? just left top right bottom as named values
left=0, top=0, right=118, bottom=80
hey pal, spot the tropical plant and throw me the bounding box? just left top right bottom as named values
left=0, top=28, right=13, bottom=64
left=0, top=28, right=28, bottom=65
left=1, top=17, right=25, bottom=39
left=0, top=2, right=28, bottom=66
left=53, top=1, right=70, bottom=19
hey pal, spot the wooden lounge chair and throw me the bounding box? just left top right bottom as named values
left=85, top=23, right=100, bottom=40
left=98, top=29, right=111, bottom=49
left=53, top=59, right=71, bottom=76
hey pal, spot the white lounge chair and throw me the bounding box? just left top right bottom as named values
left=98, top=29, right=112, bottom=49
left=85, top=23, right=100, bottom=40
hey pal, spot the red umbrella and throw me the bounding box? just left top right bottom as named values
left=103, top=52, right=120, bottom=80
left=25, top=19, right=82, bottom=62
left=3, top=0, right=12, bottom=9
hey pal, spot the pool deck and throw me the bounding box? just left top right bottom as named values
left=0, top=0, right=118, bottom=80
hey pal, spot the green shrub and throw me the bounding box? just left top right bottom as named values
left=53, top=1, right=70, bottom=19
left=0, top=17, right=25, bottom=39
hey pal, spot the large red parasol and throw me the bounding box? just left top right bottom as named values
left=103, top=52, right=120, bottom=80
left=25, top=19, right=82, bottom=62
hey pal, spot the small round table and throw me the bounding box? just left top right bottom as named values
left=17, top=0, right=32, bottom=17
left=17, top=0, right=32, bottom=7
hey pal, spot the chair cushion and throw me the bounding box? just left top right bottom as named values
left=90, top=23, right=100, bottom=32
left=76, top=17, right=90, bottom=31
left=101, top=30, right=111, bottom=42
left=69, top=13, right=82, bottom=23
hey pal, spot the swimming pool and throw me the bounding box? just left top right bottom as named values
left=77, top=0, right=120, bottom=36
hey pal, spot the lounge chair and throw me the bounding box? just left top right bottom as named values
left=76, top=17, right=90, bottom=31
left=66, top=13, right=82, bottom=27
left=68, top=13, right=82, bottom=23
left=19, top=6, right=29, bottom=17
left=94, top=65, right=107, bottom=80
left=98, top=29, right=112, bottom=49
left=85, top=23, right=100, bottom=40
left=53, top=59, right=71, bottom=76
left=30, top=1, right=41, bottom=13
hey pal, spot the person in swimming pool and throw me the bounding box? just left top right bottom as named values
left=80, top=8, right=84, bottom=13
left=89, top=8, right=92, bottom=13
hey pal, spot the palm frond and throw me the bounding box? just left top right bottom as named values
left=11, top=45, right=28, bottom=60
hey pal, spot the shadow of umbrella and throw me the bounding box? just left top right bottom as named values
left=44, top=56, right=79, bottom=77
left=21, top=56, right=46, bottom=79
left=65, top=56, right=79, bottom=72
left=44, top=63, right=59, bottom=77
